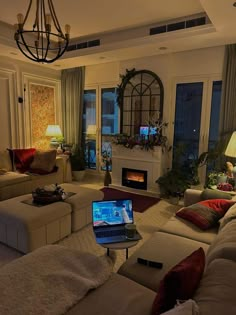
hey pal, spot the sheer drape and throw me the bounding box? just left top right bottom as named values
left=61, top=67, right=85, bottom=146
left=219, top=44, right=236, bottom=146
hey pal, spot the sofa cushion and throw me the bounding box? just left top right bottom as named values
left=9, top=148, right=36, bottom=173
left=160, top=216, right=217, bottom=244
left=30, top=150, right=57, bottom=173
left=66, top=273, right=155, bottom=315
left=0, top=150, right=12, bottom=171
left=176, top=199, right=235, bottom=230
left=200, top=188, right=232, bottom=200
left=118, top=231, right=209, bottom=292
left=194, top=258, right=236, bottom=315
left=219, top=202, right=236, bottom=230
left=0, top=172, right=30, bottom=188
left=206, top=219, right=236, bottom=265
left=152, top=247, right=205, bottom=315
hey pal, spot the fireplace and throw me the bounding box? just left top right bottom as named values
left=122, top=168, right=147, bottom=190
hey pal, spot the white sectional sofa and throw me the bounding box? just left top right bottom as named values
left=1, top=188, right=236, bottom=314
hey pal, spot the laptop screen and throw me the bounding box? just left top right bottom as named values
left=92, top=199, right=133, bottom=227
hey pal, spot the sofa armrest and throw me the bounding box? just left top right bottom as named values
left=184, top=189, right=202, bottom=206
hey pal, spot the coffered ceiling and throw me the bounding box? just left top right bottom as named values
left=0, top=0, right=235, bottom=69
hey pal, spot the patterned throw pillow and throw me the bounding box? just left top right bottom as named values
left=176, top=199, right=235, bottom=230
left=152, top=248, right=205, bottom=315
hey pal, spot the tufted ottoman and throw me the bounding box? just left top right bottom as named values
left=0, top=194, right=72, bottom=253
left=0, top=184, right=104, bottom=253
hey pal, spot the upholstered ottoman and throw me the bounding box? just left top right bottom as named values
left=61, top=183, right=104, bottom=232
left=0, top=194, right=72, bottom=253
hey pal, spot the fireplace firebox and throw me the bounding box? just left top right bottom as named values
left=122, top=168, right=147, bottom=190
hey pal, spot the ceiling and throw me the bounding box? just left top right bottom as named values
left=0, top=0, right=235, bottom=70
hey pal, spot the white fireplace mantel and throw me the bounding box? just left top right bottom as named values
left=111, top=145, right=162, bottom=195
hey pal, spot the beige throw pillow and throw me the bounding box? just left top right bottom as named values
left=30, top=150, right=57, bottom=173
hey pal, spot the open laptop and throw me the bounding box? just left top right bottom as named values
left=92, top=199, right=142, bottom=244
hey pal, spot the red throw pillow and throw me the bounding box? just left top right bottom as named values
left=9, top=148, right=36, bottom=173
left=152, top=247, right=205, bottom=315
left=176, top=199, right=235, bottom=230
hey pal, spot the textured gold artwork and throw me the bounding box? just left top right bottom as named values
left=30, top=84, right=55, bottom=149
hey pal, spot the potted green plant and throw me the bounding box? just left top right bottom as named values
left=156, top=168, right=191, bottom=203
left=70, top=145, right=86, bottom=181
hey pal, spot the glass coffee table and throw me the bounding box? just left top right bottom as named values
left=101, top=240, right=139, bottom=260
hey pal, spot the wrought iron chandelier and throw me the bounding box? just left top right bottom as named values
left=14, top=0, right=70, bottom=63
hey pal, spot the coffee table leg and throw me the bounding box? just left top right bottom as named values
left=126, top=248, right=128, bottom=260
left=107, top=248, right=110, bottom=256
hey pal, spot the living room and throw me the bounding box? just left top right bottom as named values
left=0, top=1, right=236, bottom=314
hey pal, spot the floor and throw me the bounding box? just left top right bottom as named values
left=0, top=174, right=181, bottom=271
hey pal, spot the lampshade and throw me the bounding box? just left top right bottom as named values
left=224, top=132, right=236, bottom=157
left=45, top=125, right=62, bottom=137
left=14, top=0, right=70, bottom=63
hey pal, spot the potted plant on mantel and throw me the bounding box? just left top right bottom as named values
left=70, top=145, right=86, bottom=181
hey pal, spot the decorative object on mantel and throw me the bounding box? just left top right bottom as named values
left=14, top=0, right=70, bottom=63
left=102, top=150, right=112, bottom=186
left=113, top=118, right=170, bottom=152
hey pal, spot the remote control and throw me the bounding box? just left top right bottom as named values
left=137, top=257, right=163, bottom=269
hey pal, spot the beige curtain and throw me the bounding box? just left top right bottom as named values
left=219, top=44, right=236, bottom=146
left=61, top=67, right=85, bottom=146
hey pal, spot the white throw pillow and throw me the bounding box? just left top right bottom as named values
left=161, top=299, right=199, bottom=315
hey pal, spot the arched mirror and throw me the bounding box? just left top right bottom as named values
left=118, top=69, right=164, bottom=136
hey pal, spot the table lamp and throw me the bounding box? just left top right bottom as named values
left=224, top=131, right=236, bottom=189
left=45, top=125, right=63, bottom=148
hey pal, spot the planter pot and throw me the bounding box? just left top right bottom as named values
left=217, top=175, right=227, bottom=184
left=72, top=170, right=86, bottom=182
left=169, top=196, right=179, bottom=205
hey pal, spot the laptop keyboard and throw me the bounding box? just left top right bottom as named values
left=96, top=229, right=124, bottom=238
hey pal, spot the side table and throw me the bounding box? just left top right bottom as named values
left=57, top=154, right=72, bottom=183
left=101, top=240, right=139, bottom=260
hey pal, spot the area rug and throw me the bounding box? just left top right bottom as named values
left=100, top=187, right=161, bottom=213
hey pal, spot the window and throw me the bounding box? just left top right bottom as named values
left=82, top=86, right=119, bottom=171
left=101, top=88, right=119, bottom=171
left=172, top=79, right=222, bottom=183
left=82, top=90, right=96, bottom=169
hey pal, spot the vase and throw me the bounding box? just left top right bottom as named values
left=104, top=170, right=112, bottom=186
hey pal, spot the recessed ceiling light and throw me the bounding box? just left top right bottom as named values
left=159, top=47, right=167, bottom=50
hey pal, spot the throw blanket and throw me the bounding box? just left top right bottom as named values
left=0, top=245, right=112, bottom=315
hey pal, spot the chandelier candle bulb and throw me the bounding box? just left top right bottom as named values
left=65, top=24, right=71, bottom=37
